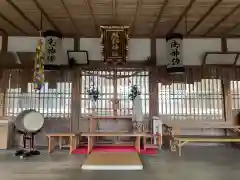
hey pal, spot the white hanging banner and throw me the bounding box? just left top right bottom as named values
left=43, top=31, right=67, bottom=65
left=166, top=34, right=184, bottom=74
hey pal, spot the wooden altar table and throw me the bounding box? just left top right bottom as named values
left=81, top=132, right=146, bottom=154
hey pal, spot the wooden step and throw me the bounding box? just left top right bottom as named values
left=144, top=144, right=159, bottom=149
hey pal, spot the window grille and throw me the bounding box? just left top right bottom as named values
left=158, top=79, right=224, bottom=121
left=81, top=69, right=149, bottom=116
left=6, top=82, right=72, bottom=118
left=230, top=81, right=240, bottom=110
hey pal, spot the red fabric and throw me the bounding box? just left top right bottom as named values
left=72, top=146, right=157, bottom=155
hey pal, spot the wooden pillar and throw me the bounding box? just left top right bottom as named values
left=149, top=38, right=158, bottom=121
left=221, top=38, right=232, bottom=123
left=74, top=37, right=80, bottom=51
left=0, top=31, right=8, bottom=116
left=71, top=70, right=81, bottom=132
left=70, top=37, right=81, bottom=132
left=150, top=38, right=156, bottom=65
left=221, top=38, right=227, bottom=53
left=149, top=68, right=158, bottom=117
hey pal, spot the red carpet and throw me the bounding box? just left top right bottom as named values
left=72, top=146, right=158, bottom=155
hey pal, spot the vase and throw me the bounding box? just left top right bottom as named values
left=92, top=100, right=97, bottom=116
left=132, top=121, right=143, bottom=132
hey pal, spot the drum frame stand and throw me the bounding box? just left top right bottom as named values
left=15, top=131, right=41, bottom=159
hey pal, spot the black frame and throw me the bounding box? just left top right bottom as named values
left=67, top=50, right=89, bottom=66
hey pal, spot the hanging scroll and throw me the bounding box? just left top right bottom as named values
left=166, top=33, right=185, bottom=74
left=43, top=30, right=67, bottom=66
left=100, top=26, right=129, bottom=64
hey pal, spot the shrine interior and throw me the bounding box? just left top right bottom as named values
left=0, top=0, right=240, bottom=180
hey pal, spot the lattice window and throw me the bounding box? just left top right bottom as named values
left=230, top=81, right=240, bottom=110
left=81, top=70, right=149, bottom=116
left=117, top=71, right=149, bottom=116
left=6, top=82, right=72, bottom=118
left=158, top=79, right=224, bottom=121
left=81, top=70, right=114, bottom=116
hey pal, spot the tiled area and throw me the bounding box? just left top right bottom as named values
left=0, top=146, right=240, bottom=180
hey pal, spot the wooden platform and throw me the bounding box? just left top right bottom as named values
left=81, top=152, right=143, bottom=170
left=81, top=132, right=145, bottom=154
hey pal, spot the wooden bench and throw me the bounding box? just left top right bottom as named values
left=46, top=132, right=81, bottom=154
left=162, top=121, right=240, bottom=156
left=171, top=135, right=240, bottom=156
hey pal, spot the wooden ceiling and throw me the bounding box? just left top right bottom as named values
left=1, top=0, right=240, bottom=38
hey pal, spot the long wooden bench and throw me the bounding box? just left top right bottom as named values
left=162, top=121, right=240, bottom=156
left=171, top=135, right=240, bottom=156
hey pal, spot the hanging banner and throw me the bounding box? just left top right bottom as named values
left=33, top=39, right=44, bottom=90
left=43, top=30, right=67, bottom=66
left=100, top=26, right=129, bottom=64
left=166, top=33, right=184, bottom=74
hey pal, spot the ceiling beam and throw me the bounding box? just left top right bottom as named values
left=32, top=0, right=62, bottom=33
left=204, top=4, right=240, bottom=36
left=6, top=0, right=39, bottom=32
left=84, top=0, right=98, bottom=34
left=0, top=12, right=27, bottom=35
left=186, top=0, right=222, bottom=36
left=167, top=0, right=196, bottom=35
left=224, top=22, right=240, bottom=36
left=149, top=0, right=169, bottom=37
left=129, top=0, right=142, bottom=36
left=60, top=0, right=81, bottom=36
left=0, top=28, right=8, bottom=35
left=112, top=0, right=116, bottom=20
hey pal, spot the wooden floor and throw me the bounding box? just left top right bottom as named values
left=81, top=152, right=143, bottom=170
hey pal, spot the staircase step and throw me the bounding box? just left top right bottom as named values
left=144, top=144, right=159, bottom=149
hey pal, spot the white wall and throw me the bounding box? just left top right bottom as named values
left=7, top=36, right=74, bottom=53
left=227, top=38, right=240, bottom=51
left=156, top=38, right=222, bottom=66
left=4, top=37, right=240, bottom=65
left=80, top=38, right=151, bottom=61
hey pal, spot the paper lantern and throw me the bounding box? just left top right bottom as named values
left=43, top=30, right=66, bottom=66
left=166, top=33, right=184, bottom=74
